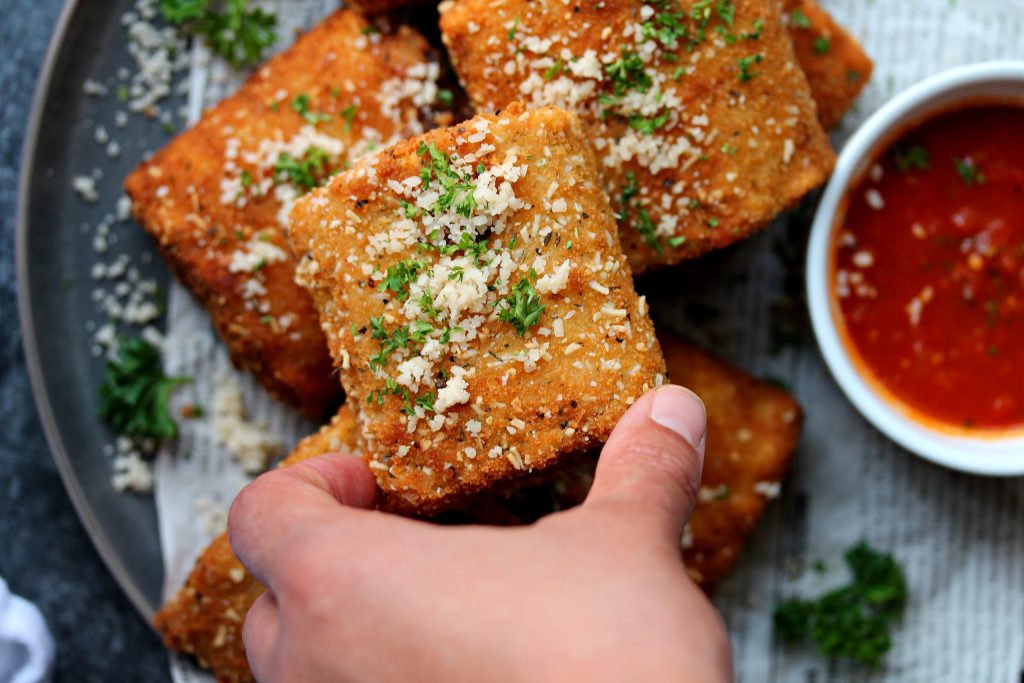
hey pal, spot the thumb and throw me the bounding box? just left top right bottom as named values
left=585, top=385, right=707, bottom=541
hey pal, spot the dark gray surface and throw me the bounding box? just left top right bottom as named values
left=1, top=0, right=170, bottom=680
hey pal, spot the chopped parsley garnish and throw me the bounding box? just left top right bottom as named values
left=507, top=17, right=520, bottom=40
left=437, top=89, right=455, bottom=107
left=368, top=323, right=411, bottom=373
left=339, top=104, right=358, bottom=131
left=790, top=8, right=812, bottom=29
left=741, top=19, right=763, bottom=41
left=668, top=235, right=687, bottom=247
left=497, top=272, right=546, bottom=336
left=636, top=208, right=663, bottom=254
left=641, top=0, right=689, bottom=49
left=291, top=93, right=331, bottom=126
left=401, top=200, right=422, bottom=219
left=418, top=290, right=440, bottom=319
left=273, top=147, right=330, bottom=192
left=415, top=391, right=437, bottom=412
left=99, top=337, right=191, bottom=441
left=628, top=111, right=671, bottom=135
left=812, top=36, right=831, bottom=55
left=417, top=142, right=479, bottom=218
left=544, top=59, right=566, bottom=80
left=774, top=542, right=907, bottom=668
left=377, top=259, right=424, bottom=302
left=159, top=0, right=208, bottom=23
left=954, top=157, right=985, bottom=186
left=160, top=0, right=278, bottom=68
left=893, top=145, right=930, bottom=172
left=618, top=171, right=640, bottom=221
left=606, top=49, right=652, bottom=96
left=737, top=53, right=764, bottom=82
left=240, top=169, right=253, bottom=188
left=616, top=172, right=662, bottom=254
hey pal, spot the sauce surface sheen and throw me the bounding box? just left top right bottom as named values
left=834, top=105, right=1024, bottom=431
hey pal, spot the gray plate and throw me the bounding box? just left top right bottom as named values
left=17, top=0, right=180, bottom=620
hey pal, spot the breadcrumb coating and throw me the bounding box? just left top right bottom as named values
left=125, top=10, right=451, bottom=418
left=785, top=0, right=873, bottom=130
left=290, top=104, right=665, bottom=514
left=439, top=0, right=835, bottom=272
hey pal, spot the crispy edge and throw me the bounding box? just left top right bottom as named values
left=658, top=332, right=803, bottom=589
left=153, top=406, right=359, bottom=683
left=290, top=104, right=665, bottom=515
left=439, top=0, right=835, bottom=272
left=124, top=10, right=442, bottom=420
left=452, top=330, right=803, bottom=591
left=785, top=0, right=874, bottom=130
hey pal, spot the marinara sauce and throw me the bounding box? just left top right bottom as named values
left=833, top=105, right=1024, bottom=431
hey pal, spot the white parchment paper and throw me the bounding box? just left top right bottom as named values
left=155, top=2, right=1024, bottom=681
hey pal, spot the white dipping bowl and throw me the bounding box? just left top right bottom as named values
left=807, top=61, right=1024, bottom=476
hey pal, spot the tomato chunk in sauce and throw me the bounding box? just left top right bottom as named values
left=833, top=105, right=1024, bottom=431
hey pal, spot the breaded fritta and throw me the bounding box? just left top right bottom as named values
left=125, top=10, right=450, bottom=419
left=785, top=0, right=873, bottom=130
left=660, top=331, right=802, bottom=588
left=454, top=330, right=803, bottom=589
left=289, top=104, right=666, bottom=514
left=439, top=0, right=835, bottom=273
left=155, top=334, right=800, bottom=681
left=154, top=406, right=360, bottom=683
left=347, top=0, right=872, bottom=130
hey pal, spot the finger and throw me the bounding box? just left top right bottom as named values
left=228, top=453, right=378, bottom=588
left=243, top=591, right=280, bottom=682
left=585, top=385, right=707, bottom=541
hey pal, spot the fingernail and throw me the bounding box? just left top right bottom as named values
left=650, top=386, right=707, bottom=457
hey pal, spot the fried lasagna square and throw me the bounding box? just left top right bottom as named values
left=125, top=10, right=449, bottom=418
left=289, top=104, right=666, bottom=513
left=440, top=0, right=835, bottom=273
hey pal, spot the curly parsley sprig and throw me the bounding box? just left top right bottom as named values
left=774, top=542, right=907, bottom=667
left=160, top=0, right=278, bottom=68
left=98, top=337, right=192, bottom=441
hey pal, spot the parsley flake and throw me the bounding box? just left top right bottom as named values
left=737, top=53, right=764, bottom=82
left=954, top=157, right=985, bottom=186
left=497, top=273, right=546, bottom=336
left=273, top=147, right=330, bottom=192
left=892, top=145, right=930, bottom=172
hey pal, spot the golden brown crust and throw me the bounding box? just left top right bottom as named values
left=439, top=0, right=835, bottom=273
left=452, top=330, right=803, bottom=590
left=290, top=104, right=665, bottom=514
left=153, top=406, right=360, bottom=683
left=125, top=10, right=449, bottom=419
left=155, top=335, right=800, bottom=678
left=785, top=0, right=873, bottom=130
left=658, top=332, right=802, bottom=589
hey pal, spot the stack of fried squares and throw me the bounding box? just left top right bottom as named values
left=126, top=3, right=872, bottom=681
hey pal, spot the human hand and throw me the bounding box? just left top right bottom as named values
left=229, top=385, right=733, bottom=682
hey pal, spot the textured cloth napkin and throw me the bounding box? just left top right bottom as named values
left=0, top=578, right=53, bottom=683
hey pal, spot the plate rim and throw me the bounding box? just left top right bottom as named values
left=16, top=0, right=160, bottom=622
